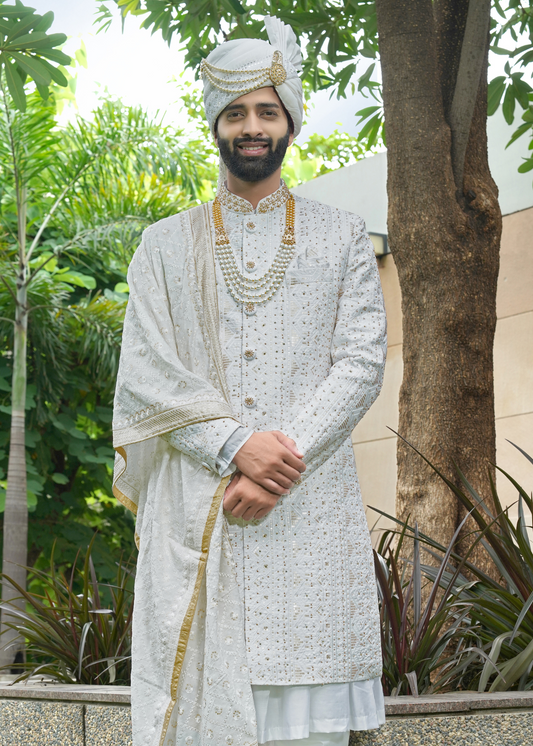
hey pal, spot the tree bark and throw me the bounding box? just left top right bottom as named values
left=375, top=0, right=501, bottom=568
left=0, top=278, right=28, bottom=670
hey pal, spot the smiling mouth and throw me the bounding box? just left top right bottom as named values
left=237, top=142, right=270, bottom=155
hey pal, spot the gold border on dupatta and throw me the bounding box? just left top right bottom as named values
left=158, top=475, right=230, bottom=746
left=112, top=446, right=138, bottom=515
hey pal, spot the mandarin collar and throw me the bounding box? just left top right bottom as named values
left=216, top=180, right=291, bottom=214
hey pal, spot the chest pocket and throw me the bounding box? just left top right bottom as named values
left=285, top=268, right=334, bottom=285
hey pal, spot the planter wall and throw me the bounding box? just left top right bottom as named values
left=1, top=685, right=533, bottom=746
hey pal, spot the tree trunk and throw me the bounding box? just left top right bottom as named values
left=375, top=0, right=501, bottom=568
left=0, top=275, right=28, bottom=670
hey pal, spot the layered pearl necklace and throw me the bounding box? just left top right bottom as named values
left=213, top=194, right=296, bottom=316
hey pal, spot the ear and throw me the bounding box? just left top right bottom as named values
left=288, top=132, right=295, bottom=147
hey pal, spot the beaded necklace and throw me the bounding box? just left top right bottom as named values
left=212, top=194, right=295, bottom=316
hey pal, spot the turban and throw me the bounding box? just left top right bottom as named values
left=201, top=16, right=304, bottom=138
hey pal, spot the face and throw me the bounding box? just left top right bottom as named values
left=215, top=87, right=295, bottom=183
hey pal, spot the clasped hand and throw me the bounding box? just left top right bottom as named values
left=223, top=431, right=306, bottom=522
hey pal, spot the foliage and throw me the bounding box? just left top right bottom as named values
left=0, top=0, right=71, bottom=111
left=0, top=538, right=134, bottom=684
left=372, top=440, right=533, bottom=694
left=374, top=520, right=473, bottom=696
left=0, top=83, right=208, bottom=578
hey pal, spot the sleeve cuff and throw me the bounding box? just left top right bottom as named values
left=216, top=427, right=255, bottom=477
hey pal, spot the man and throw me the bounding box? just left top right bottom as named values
left=113, top=16, right=387, bottom=746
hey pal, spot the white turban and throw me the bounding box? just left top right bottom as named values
left=201, top=16, right=304, bottom=138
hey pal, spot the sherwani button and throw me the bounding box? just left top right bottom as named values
left=243, top=348, right=256, bottom=361
left=245, top=260, right=256, bottom=272
left=244, top=396, right=256, bottom=408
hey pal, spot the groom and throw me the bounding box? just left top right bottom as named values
left=113, top=16, right=387, bottom=746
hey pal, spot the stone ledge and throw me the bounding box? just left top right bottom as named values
left=384, top=691, right=533, bottom=716
left=2, top=685, right=533, bottom=714
left=0, top=683, right=131, bottom=704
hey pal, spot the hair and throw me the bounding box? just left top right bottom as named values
left=213, top=88, right=295, bottom=136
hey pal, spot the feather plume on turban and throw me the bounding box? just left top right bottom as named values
left=201, top=16, right=304, bottom=138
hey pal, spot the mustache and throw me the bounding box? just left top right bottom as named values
left=233, top=137, right=272, bottom=147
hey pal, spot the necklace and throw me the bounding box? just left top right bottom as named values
left=213, top=194, right=295, bottom=316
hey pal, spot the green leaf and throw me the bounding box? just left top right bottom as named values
left=517, top=157, right=533, bottom=173
left=114, top=282, right=130, bottom=294
left=226, top=0, right=246, bottom=14
left=9, top=51, right=52, bottom=85
left=5, top=13, right=41, bottom=42
left=52, top=473, right=69, bottom=484
left=7, top=31, right=67, bottom=49
left=35, top=81, right=50, bottom=100
left=502, top=85, right=516, bottom=124
left=0, top=19, right=13, bottom=37
left=356, top=105, right=381, bottom=124
left=37, top=57, right=68, bottom=87
left=3, top=55, right=26, bottom=111
left=487, top=76, right=506, bottom=116
left=55, top=269, right=97, bottom=289
left=36, top=47, right=71, bottom=66
left=33, top=11, right=54, bottom=34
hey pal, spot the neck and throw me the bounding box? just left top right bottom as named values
left=225, top=168, right=283, bottom=209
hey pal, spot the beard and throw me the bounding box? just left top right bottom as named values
left=218, top=128, right=291, bottom=183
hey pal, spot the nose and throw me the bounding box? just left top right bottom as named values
left=241, top=111, right=265, bottom=139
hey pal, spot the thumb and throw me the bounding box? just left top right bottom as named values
left=274, top=432, right=304, bottom=459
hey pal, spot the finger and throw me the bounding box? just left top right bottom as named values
left=230, top=502, right=244, bottom=518
left=224, top=487, right=242, bottom=511
left=241, top=506, right=257, bottom=522
left=281, top=451, right=307, bottom=472
left=262, top=479, right=290, bottom=496
left=276, top=465, right=303, bottom=483
left=274, top=432, right=304, bottom=459
left=254, top=507, right=271, bottom=520
left=268, top=472, right=294, bottom=490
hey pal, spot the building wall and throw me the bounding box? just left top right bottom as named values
left=349, top=206, right=533, bottom=532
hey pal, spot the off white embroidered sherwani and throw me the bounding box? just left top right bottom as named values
left=165, top=181, right=386, bottom=681
left=113, top=180, right=386, bottom=746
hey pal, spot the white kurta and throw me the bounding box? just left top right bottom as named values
left=164, top=181, right=387, bottom=686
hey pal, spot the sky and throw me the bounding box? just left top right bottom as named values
left=27, top=0, right=377, bottom=142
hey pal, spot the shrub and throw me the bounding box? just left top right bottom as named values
left=0, top=537, right=133, bottom=684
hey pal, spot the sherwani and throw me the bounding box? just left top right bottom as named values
left=163, top=181, right=387, bottom=686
